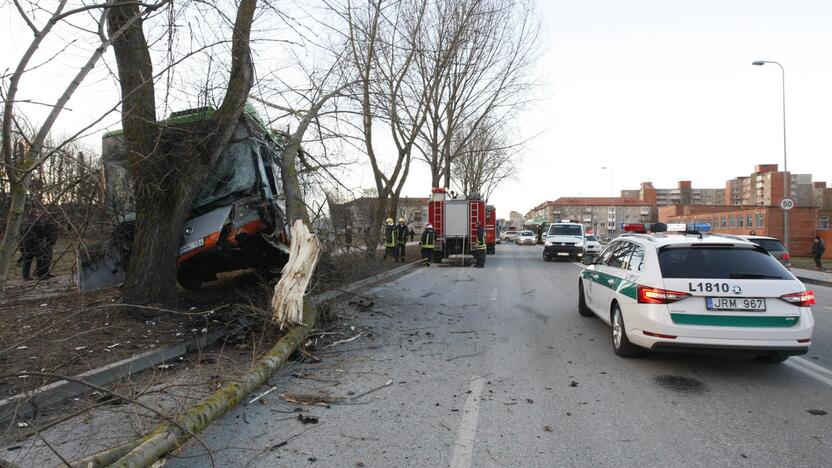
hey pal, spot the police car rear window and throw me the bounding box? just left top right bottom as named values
left=657, top=246, right=791, bottom=279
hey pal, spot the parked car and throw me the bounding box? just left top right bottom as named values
left=584, top=234, right=602, bottom=256
left=714, top=234, right=791, bottom=268
left=503, top=231, right=520, bottom=243
left=516, top=230, right=536, bottom=245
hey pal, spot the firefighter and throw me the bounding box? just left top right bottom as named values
left=474, top=221, right=487, bottom=268
left=383, top=218, right=396, bottom=260
left=395, top=217, right=408, bottom=262
left=420, top=224, right=436, bottom=266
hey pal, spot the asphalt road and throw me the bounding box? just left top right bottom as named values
left=169, top=243, right=832, bottom=467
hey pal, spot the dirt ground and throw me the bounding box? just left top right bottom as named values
left=0, top=244, right=421, bottom=401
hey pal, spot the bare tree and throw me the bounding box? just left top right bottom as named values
left=450, top=119, right=518, bottom=200
left=108, top=0, right=258, bottom=307
left=0, top=0, right=170, bottom=297
left=335, top=0, right=446, bottom=255
left=416, top=0, right=541, bottom=189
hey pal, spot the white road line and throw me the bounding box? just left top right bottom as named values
left=824, top=306, right=832, bottom=311
left=786, top=357, right=832, bottom=388
left=490, top=288, right=498, bottom=301
left=449, top=377, right=485, bottom=468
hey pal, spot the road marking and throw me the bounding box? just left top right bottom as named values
left=490, top=288, right=498, bottom=301
left=786, top=357, right=832, bottom=388
left=449, top=377, right=485, bottom=468
left=824, top=306, right=832, bottom=311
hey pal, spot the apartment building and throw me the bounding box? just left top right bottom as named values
left=724, top=164, right=814, bottom=207
left=621, top=181, right=724, bottom=206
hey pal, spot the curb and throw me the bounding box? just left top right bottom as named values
left=0, top=259, right=424, bottom=427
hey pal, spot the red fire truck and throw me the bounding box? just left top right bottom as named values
left=485, top=204, right=497, bottom=255
left=428, top=188, right=495, bottom=263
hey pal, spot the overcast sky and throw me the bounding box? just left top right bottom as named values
left=398, top=0, right=832, bottom=218
left=4, top=1, right=832, bottom=221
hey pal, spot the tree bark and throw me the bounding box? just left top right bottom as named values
left=111, top=0, right=258, bottom=307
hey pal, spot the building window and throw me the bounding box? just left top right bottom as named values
left=721, top=216, right=727, bottom=228
left=820, top=216, right=830, bottom=230
left=729, top=215, right=735, bottom=227
left=756, top=213, right=764, bottom=227
left=737, top=215, right=743, bottom=228
left=607, top=221, right=616, bottom=230
left=746, top=215, right=753, bottom=227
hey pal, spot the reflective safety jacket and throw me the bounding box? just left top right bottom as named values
left=384, top=224, right=396, bottom=248
left=474, top=226, right=487, bottom=250
left=396, top=224, right=409, bottom=245
left=420, top=229, right=435, bottom=249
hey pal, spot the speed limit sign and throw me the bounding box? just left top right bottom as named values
left=779, top=197, right=795, bottom=211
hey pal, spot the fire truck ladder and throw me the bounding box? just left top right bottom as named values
left=468, top=201, right=481, bottom=255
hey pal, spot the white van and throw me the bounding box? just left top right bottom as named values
left=543, top=222, right=586, bottom=261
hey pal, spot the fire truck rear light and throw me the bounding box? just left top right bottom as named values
left=637, top=285, right=690, bottom=304
left=780, top=290, right=815, bottom=307
left=643, top=330, right=677, bottom=339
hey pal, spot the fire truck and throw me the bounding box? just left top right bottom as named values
left=427, top=188, right=495, bottom=263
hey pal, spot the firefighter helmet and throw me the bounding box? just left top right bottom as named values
left=386, top=218, right=394, bottom=225
left=426, top=224, right=433, bottom=229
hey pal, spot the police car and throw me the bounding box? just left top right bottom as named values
left=577, top=223, right=815, bottom=362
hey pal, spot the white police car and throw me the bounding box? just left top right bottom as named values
left=577, top=223, right=815, bottom=362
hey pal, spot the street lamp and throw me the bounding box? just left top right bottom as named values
left=752, top=60, right=789, bottom=250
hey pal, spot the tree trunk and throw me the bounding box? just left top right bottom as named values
left=111, top=0, right=257, bottom=307
left=0, top=175, right=30, bottom=292
left=365, top=196, right=387, bottom=259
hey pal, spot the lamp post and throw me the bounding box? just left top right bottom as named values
left=752, top=60, right=789, bottom=250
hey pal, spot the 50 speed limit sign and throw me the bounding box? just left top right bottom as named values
left=779, top=197, right=795, bottom=211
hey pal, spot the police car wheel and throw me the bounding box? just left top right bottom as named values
left=755, top=353, right=789, bottom=364
left=611, top=305, right=639, bottom=357
left=543, top=253, right=550, bottom=262
left=578, top=281, right=593, bottom=317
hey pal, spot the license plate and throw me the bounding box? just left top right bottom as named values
left=706, top=297, right=766, bottom=312
left=557, top=252, right=569, bottom=256
left=179, top=238, right=205, bottom=255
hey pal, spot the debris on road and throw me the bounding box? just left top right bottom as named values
left=569, top=381, right=579, bottom=387
left=280, top=392, right=341, bottom=406
left=350, top=379, right=393, bottom=400
left=446, top=352, right=480, bottom=362
left=297, top=414, right=320, bottom=424
left=807, top=409, right=827, bottom=416
left=543, top=425, right=553, bottom=432
left=248, top=386, right=279, bottom=405
left=325, top=333, right=364, bottom=348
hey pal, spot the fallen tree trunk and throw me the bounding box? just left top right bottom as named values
left=73, top=302, right=317, bottom=467
left=73, top=227, right=321, bottom=467
left=272, top=221, right=321, bottom=328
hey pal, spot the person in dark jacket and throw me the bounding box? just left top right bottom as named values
left=20, top=207, right=58, bottom=280
left=474, top=222, right=487, bottom=268
left=420, top=224, right=436, bottom=266
left=395, top=218, right=409, bottom=262
left=812, top=236, right=826, bottom=270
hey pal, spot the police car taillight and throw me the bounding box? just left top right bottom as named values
left=637, top=285, right=691, bottom=304
left=780, top=290, right=815, bottom=307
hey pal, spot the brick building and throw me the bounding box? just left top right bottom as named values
left=621, top=181, right=724, bottom=206
left=724, top=164, right=814, bottom=207
left=659, top=204, right=832, bottom=257
left=328, top=196, right=429, bottom=235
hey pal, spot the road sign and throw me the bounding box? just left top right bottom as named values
left=779, top=197, right=795, bottom=211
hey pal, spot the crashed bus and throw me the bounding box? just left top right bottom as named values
left=77, top=106, right=292, bottom=291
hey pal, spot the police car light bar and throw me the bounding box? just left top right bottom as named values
left=622, top=223, right=710, bottom=234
